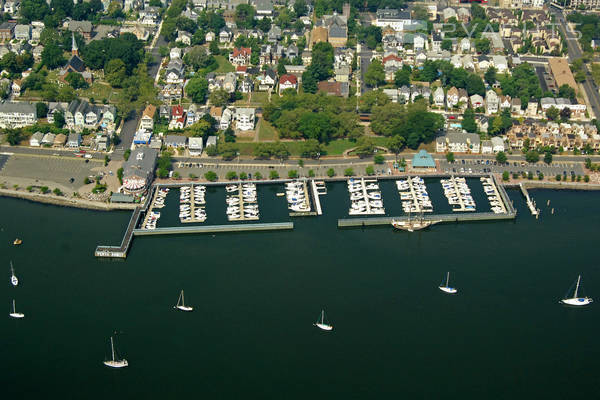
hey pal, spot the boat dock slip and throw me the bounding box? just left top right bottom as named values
left=133, top=222, right=293, bottom=235
left=519, top=183, right=539, bottom=216
left=310, top=180, right=323, bottom=215
left=441, top=176, right=476, bottom=212
left=227, top=183, right=259, bottom=221
left=348, top=178, right=385, bottom=215
left=179, top=185, right=206, bottom=223
left=481, top=177, right=507, bottom=214
left=396, top=176, right=433, bottom=214
left=286, top=180, right=312, bottom=215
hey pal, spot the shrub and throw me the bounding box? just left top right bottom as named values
left=344, top=168, right=354, bottom=176
left=226, top=171, right=238, bottom=180
left=288, top=170, right=298, bottom=178
left=255, top=171, right=263, bottom=180
left=239, top=172, right=248, bottom=180
left=269, top=170, right=279, bottom=179
left=41, top=186, right=49, bottom=193
left=327, top=168, right=335, bottom=177
left=308, top=169, right=315, bottom=177
left=538, top=172, right=544, bottom=180
left=374, top=154, right=385, bottom=164
left=84, top=177, right=92, bottom=184
left=502, top=171, right=509, bottom=181
left=584, top=175, right=590, bottom=182
left=53, top=188, right=62, bottom=196
left=366, top=165, right=375, bottom=175
left=555, top=174, right=561, bottom=181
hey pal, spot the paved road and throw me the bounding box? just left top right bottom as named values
left=358, top=48, right=372, bottom=94
left=551, top=7, right=600, bottom=118
left=0, top=145, right=105, bottom=159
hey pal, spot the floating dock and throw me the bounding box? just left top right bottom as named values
left=133, top=222, right=293, bottom=235
left=227, top=183, right=259, bottom=221
left=519, top=183, right=539, bottom=216
left=338, top=212, right=515, bottom=227
left=310, top=180, right=323, bottom=215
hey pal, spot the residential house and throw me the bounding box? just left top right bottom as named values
left=527, top=99, right=539, bottom=117
left=486, top=90, right=499, bottom=115
left=436, top=131, right=481, bottom=153
left=29, top=131, right=43, bottom=147
left=165, top=58, right=185, bottom=84
left=223, top=72, right=237, bottom=93
left=279, top=74, right=298, bottom=94
left=14, top=24, right=30, bottom=41
left=41, top=132, right=55, bottom=146
left=500, top=95, right=512, bottom=110
left=470, top=94, right=484, bottom=109
left=374, top=8, right=412, bottom=31
left=68, top=21, right=93, bottom=40
left=0, top=22, right=16, bottom=41
left=257, top=69, right=276, bottom=91
left=481, top=139, right=493, bottom=154
left=229, top=47, right=252, bottom=66
left=169, top=105, right=185, bottom=130
left=317, top=81, right=349, bottom=98
left=3, top=1, right=20, bottom=15
left=140, top=104, right=156, bottom=131
left=165, top=135, right=187, bottom=149
left=458, top=88, right=469, bottom=109
left=491, top=55, right=508, bottom=73
left=512, top=98, right=522, bottom=114
left=446, top=87, right=459, bottom=107
left=0, top=101, right=36, bottom=128
left=491, top=136, right=506, bottom=153
left=235, top=108, right=255, bottom=131
left=433, top=87, right=445, bottom=106
left=220, top=107, right=233, bottom=130
left=431, top=33, right=442, bottom=52
left=188, top=137, right=204, bottom=156
left=47, top=102, right=67, bottom=124
left=240, top=76, right=253, bottom=93
left=66, top=133, right=82, bottom=148
left=219, top=27, right=232, bottom=43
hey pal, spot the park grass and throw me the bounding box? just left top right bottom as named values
left=214, top=55, right=235, bottom=73
left=78, top=82, right=120, bottom=102
left=249, top=91, right=269, bottom=105
left=258, top=119, right=278, bottom=141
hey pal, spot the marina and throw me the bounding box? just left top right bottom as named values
left=396, top=176, right=433, bottom=214
left=347, top=178, right=385, bottom=215
left=179, top=185, right=207, bottom=223
left=226, top=183, right=259, bottom=221
left=441, top=176, right=476, bottom=212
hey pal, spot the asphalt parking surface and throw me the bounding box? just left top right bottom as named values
left=440, top=158, right=585, bottom=177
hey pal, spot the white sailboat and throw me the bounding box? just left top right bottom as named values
left=313, top=310, right=333, bottom=331
left=10, top=261, right=18, bottom=286
left=174, top=290, right=193, bottom=312
left=9, top=299, right=24, bottom=319
left=103, top=336, right=128, bottom=368
left=561, top=275, right=593, bottom=306
left=439, top=272, right=457, bottom=294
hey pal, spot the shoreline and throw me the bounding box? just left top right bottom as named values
left=2, top=177, right=600, bottom=212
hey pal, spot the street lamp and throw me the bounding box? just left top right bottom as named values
left=236, top=151, right=240, bottom=164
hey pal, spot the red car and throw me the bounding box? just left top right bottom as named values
left=448, top=115, right=456, bottom=119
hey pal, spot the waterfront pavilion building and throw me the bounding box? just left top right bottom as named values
left=411, top=150, right=436, bottom=169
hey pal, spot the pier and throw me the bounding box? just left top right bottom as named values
left=348, top=178, right=384, bottom=215
left=286, top=180, right=312, bottom=215
left=133, top=222, right=293, bottom=235
left=519, top=183, right=539, bottom=216
left=396, top=177, right=432, bottom=213
left=228, top=183, right=259, bottom=221
left=310, top=180, right=323, bottom=215
left=442, top=176, right=476, bottom=212
left=481, top=177, right=507, bottom=214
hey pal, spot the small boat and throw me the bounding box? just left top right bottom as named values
left=313, top=310, right=333, bottom=331
left=13, top=238, right=22, bottom=245
left=561, top=275, right=592, bottom=306
left=276, top=192, right=285, bottom=197
left=103, top=336, right=128, bottom=368
left=439, top=272, right=457, bottom=294
left=10, top=261, right=18, bottom=287
left=174, top=290, right=193, bottom=312
left=9, top=299, right=24, bottom=319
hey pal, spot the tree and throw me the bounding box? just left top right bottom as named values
left=344, top=168, right=354, bottom=176
left=327, top=168, right=335, bottom=177
left=544, top=151, right=553, bottom=164
left=354, top=136, right=375, bottom=158
left=41, top=43, right=65, bottom=69
left=20, top=0, right=51, bottom=22
left=105, top=59, right=127, bottom=88
left=205, top=145, right=218, bottom=156
left=394, top=69, right=411, bottom=87
left=220, top=143, right=239, bottom=160
left=441, top=39, right=453, bottom=51
left=558, top=84, right=576, bottom=100
left=502, top=171, right=510, bottom=181
left=475, top=38, right=490, bottom=54
left=556, top=174, right=562, bottom=181
left=293, top=0, right=307, bottom=17
left=465, top=74, right=485, bottom=96
left=387, top=135, right=405, bottom=160
left=185, top=76, right=209, bottom=103
left=53, top=110, right=65, bottom=128
left=365, top=59, right=385, bottom=87
left=525, top=150, right=540, bottom=163
left=288, top=170, right=298, bottom=178
left=374, top=154, right=385, bottom=164
left=300, top=139, right=322, bottom=158
left=269, top=170, right=279, bottom=179
left=461, top=108, right=477, bottom=133
left=546, top=106, right=559, bottom=121
left=235, top=4, right=255, bottom=29
left=484, top=66, right=497, bottom=85
left=560, top=107, right=571, bottom=121
left=209, top=89, right=229, bottom=107
left=204, top=171, right=218, bottom=181
left=272, top=142, right=290, bottom=161
left=496, top=151, right=507, bottom=164
left=255, top=171, right=263, bottom=180
left=446, top=152, right=455, bottom=163
left=35, top=102, right=48, bottom=118
left=183, top=46, right=216, bottom=71
left=65, top=72, right=88, bottom=89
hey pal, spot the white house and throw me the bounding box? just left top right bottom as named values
left=433, top=87, right=445, bottom=106
left=29, top=131, right=43, bottom=146
left=235, top=108, right=255, bottom=131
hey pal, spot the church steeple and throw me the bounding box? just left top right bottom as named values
left=71, top=32, right=78, bottom=57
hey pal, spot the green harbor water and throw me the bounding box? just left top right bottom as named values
left=2, top=183, right=600, bottom=398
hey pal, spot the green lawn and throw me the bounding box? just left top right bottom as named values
left=230, top=138, right=386, bottom=158
left=258, top=119, right=278, bottom=141
left=214, top=55, right=235, bottom=73
left=78, top=83, right=120, bottom=102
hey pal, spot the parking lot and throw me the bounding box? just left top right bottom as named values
left=439, top=158, right=585, bottom=178
left=0, top=155, right=103, bottom=190
left=173, top=161, right=383, bottom=179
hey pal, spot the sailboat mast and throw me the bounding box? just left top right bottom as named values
left=12, top=299, right=15, bottom=312
left=181, top=290, right=185, bottom=307
left=321, top=310, right=324, bottom=324
left=446, top=272, right=449, bottom=287
left=575, top=275, right=581, bottom=298
left=110, top=337, right=115, bottom=362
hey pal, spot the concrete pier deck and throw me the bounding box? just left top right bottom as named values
left=133, top=222, right=293, bottom=235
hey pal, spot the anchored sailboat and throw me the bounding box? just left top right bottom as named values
left=9, top=299, right=24, bottom=319
left=103, top=336, right=128, bottom=368
left=561, top=275, right=592, bottom=306
left=174, top=290, right=193, bottom=312
left=313, top=310, right=333, bottom=331
left=10, top=261, right=18, bottom=286
left=439, top=272, right=457, bottom=294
